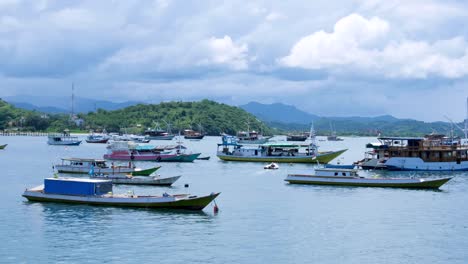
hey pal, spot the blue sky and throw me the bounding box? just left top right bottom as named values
left=0, top=0, right=468, bottom=121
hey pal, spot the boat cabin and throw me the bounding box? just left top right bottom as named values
left=44, top=178, right=113, bottom=196
left=314, top=168, right=359, bottom=177
left=61, top=158, right=109, bottom=168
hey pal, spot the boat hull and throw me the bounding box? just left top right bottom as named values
left=385, top=157, right=468, bottom=171
left=131, top=166, right=161, bottom=176
left=145, top=135, right=175, bottom=140
left=48, top=141, right=82, bottom=146
left=217, top=149, right=347, bottom=164
left=86, top=139, right=109, bottom=143
left=184, top=135, right=205, bottom=140
left=23, top=191, right=220, bottom=210
left=0, top=144, right=7, bottom=149
left=285, top=175, right=451, bottom=189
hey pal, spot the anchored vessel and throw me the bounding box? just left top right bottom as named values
left=85, top=134, right=110, bottom=143
left=90, top=174, right=180, bottom=186
left=285, top=168, right=451, bottom=189
left=236, top=131, right=271, bottom=144
left=48, top=131, right=82, bottom=146
left=104, top=141, right=200, bottom=162
left=217, top=135, right=346, bottom=164
left=55, top=158, right=160, bottom=176
left=23, top=178, right=220, bottom=210
left=184, top=129, right=205, bottom=140
left=359, top=135, right=468, bottom=171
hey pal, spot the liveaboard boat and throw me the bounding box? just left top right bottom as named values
left=143, top=122, right=175, bottom=140
left=358, top=135, right=468, bottom=171
left=217, top=135, right=346, bottom=164
left=47, top=131, right=82, bottom=146
left=285, top=168, right=451, bottom=189
left=183, top=129, right=205, bottom=140
left=55, top=158, right=160, bottom=176
left=23, top=177, right=220, bottom=210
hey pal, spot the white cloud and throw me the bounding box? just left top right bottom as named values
left=280, top=13, right=468, bottom=79
left=265, top=12, right=286, bottom=22
left=201, top=35, right=249, bottom=70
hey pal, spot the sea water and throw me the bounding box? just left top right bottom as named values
left=0, top=136, right=467, bottom=263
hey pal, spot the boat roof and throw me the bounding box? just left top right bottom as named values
left=315, top=168, right=359, bottom=172
left=61, top=157, right=106, bottom=162
left=261, top=142, right=312, bottom=148
left=45, top=177, right=111, bottom=183
left=378, top=137, right=424, bottom=140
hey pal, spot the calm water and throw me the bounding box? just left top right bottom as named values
left=1, top=136, right=467, bottom=263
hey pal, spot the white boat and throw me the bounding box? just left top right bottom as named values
left=90, top=174, right=181, bottom=186
left=55, top=158, right=160, bottom=176
left=48, top=131, right=82, bottom=146
left=285, top=168, right=452, bottom=189
left=264, top=163, right=279, bottom=169
left=23, top=178, right=220, bottom=210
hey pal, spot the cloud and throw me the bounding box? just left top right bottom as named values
left=280, top=13, right=468, bottom=79
left=200, top=36, right=249, bottom=70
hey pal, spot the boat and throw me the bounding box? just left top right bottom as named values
left=359, top=134, right=468, bottom=171
left=286, top=132, right=309, bottom=142
left=55, top=158, right=160, bottom=176
left=236, top=131, right=271, bottom=144
left=22, top=177, right=220, bottom=211
left=196, top=156, right=211, bottom=160
left=47, top=131, right=82, bottom=146
left=104, top=141, right=200, bottom=162
left=264, top=163, right=279, bottom=169
left=285, top=168, right=452, bottom=189
left=183, top=125, right=205, bottom=140
left=85, top=134, right=110, bottom=143
left=217, top=135, right=346, bottom=164
left=327, top=122, right=344, bottom=141
left=0, top=144, right=7, bottom=149
left=90, top=174, right=181, bottom=186
left=129, top=135, right=151, bottom=143
left=143, top=122, right=175, bottom=140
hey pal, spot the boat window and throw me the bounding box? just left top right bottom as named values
left=342, top=172, right=346, bottom=176
left=334, top=172, right=338, bottom=176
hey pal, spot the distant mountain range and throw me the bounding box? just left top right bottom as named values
left=3, top=95, right=140, bottom=113
left=240, top=101, right=460, bottom=137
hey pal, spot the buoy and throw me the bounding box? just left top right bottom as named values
left=184, top=184, right=189, bottom=188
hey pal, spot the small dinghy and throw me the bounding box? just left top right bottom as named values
left=264, top=163, right=279, bottom=170
left=285, top=168, right=452, bottom=189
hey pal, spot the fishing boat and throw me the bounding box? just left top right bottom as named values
left=47, top=131, right=82, bottom=146
left=55, top=158, right=160, bottom=176
left=217, top=135, right=346, bottom=164
left=0, top=144, right=7, bottom=149
left=327, top=122, right=344, bottom=141
left=236, top=131, right=271, bottom=144
left=285, top=168, right=452, bottom=189
left=90, top=174, right=181, bottom=186
left=22, top=177, right=220, bottom=210
left=85, top=134, right=110, bottom=143
left=104, top=141, right=200, bottom=162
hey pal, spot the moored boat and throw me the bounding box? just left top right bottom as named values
left=286, top=132, right=309, bottom=142
left=217, top=135, right=346, bottom=164
left=183, top=129, right=205, bottom=140
left=285, top=168, right=451, bottom=189
left=85, top=134, right=110, bottom=143
left=104, top=141, right=200, bottom=162
left=48, top=131, right=82, bottom=146
left=236, top=131, right=271, bottom=144
left=23, top=178, right=220, bottom=210
left=55, top=158, right=160, bottom=176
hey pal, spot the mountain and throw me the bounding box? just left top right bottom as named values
left=3, top=95, right=140, bottom=113
left=240, top=102, right=320, bottom=124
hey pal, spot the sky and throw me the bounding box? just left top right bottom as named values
left=0, top=0, right=468, bottom=122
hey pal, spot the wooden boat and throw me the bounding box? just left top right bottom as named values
left=0, top=144, right=7, bottom=149
left=286, top=133, right=309, bottom=141
left=90, top=174, right=181, bottom=186
left=217, top=136, right=346, bottom=164
left=23, top=178, right=220, bottom=211
left=55, top=158, right=160, bottom=176
left=285, top=168, right=452, bottom=189
left=143, top=123, right=175, bottom=140
left=196, top=156, right=211, bottom=160
left=183, top=129, right=205, bottom=140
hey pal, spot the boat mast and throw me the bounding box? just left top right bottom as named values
left=70, top=82, right=75, bottom=120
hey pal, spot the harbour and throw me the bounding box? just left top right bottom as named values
left=1, top=135, right=468, bottom=263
